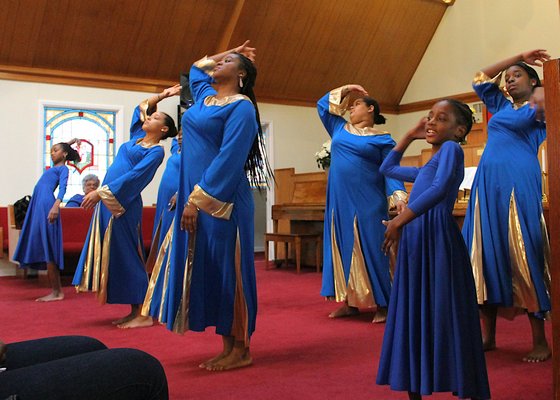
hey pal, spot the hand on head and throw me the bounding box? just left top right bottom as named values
left=406, top=117, right=427, bottom=140
left=521, top=49, right=551, bottom=67
left=345, top=84, right=369, bottom=97
left=161, top=84, right=182, bottom=99
left=234, top=40, right=256, bottom=62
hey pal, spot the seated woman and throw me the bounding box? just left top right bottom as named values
left=65, top=174, right=100, bottom=207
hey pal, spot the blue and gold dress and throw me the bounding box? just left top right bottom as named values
left=72, top=102, right=165, bottom=305
left=142, top=138, right=181, bottom=322
left=317, top=87, right=406, bottom=310
left=165, top=58, right=258, bottom=346
left=377, top=141, right=490, bottom=399
left=462, top=72, right=550, bottom=314
left=14, top=165, right=68, bottom=270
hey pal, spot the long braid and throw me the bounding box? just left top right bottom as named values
left=236, top=53, right=273, bottom=189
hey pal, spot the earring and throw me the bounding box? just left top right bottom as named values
left=239, top=76, right=244, bottom=88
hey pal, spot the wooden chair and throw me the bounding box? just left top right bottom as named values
left=264, top=232, right=322, bottom=274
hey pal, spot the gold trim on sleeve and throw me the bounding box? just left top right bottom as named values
left=508, top=189, right=539, bottom=312
left=328, top=86, right=350, bottom=117
left=193, top=56, right=216, bottom=76
left=139, top=99, right=150, bottom=122
left=388, top=190, right=409, bottom=210
left=473, top=71, right=501, bottom=86
left=347, top=216, right=375, bottom=309
left=97, top=185, right=125, bottom=217
left=189, top=184, right=233, bottom=220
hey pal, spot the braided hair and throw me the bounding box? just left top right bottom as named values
left=235, top=53, right=272, bottom=189
left=442, top=99, right=475, bottom=142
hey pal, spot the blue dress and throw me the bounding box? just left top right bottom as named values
left=164, top=58, right=258, bottom=345
left=142, top=138, right=181, bottom=322
left=462, top=73, right=550, bottom=314
left=65, top=193, right=84, bottom=208
left=14, top=166, right=68, bottom=270
left=377, top=142, right=490, bottom=399
left=317, top=87, right=406, bottom=309
left=72, top=102, right=165, bottom=305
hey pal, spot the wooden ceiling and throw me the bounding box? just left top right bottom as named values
left=0, top=0, right=450, bottom=112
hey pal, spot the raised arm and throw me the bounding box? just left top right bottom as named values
left=130, top=84, right=181, bottom=140
left=479, top=49, right=550, bottom=79
left=317, top=84, right=368, bottom=136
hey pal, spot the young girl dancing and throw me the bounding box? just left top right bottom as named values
left=377, top=100, right=490, bottom=400
left=14, top=139, right=80, bottom=301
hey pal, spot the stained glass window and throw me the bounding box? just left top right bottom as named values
left=43, top=107, right=117, bottom=202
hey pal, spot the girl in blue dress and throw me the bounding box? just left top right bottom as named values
left=134, top=132, right=182, bottom=327
left=317, top=84, right=407, bottom=321
left=462, top=49, right=552, bottom=363
left=14, top=139, right=80, bottom=302
left=165, top=41, right=267, bottom=371
left=73, top=85, right=179, bottom=327
left=377, top=100, right=490, bottom=400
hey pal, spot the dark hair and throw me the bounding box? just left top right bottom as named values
left=235, top=52, right=272, bottom=188
left=361, top=96, right=386, bottom=125
left=509, top=62, right=542, bottom=90
left=57, top=142, right=81, bottom=162
left=442, top=99, right=474, bottom=140
left=160, top=112, right=178, bottom=139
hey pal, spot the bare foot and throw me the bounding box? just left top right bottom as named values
left=372, top=307, right=387, bottom=324
left=112, top=314, right=136, bottom=325
left=482, top=338, right=496, bottom=352
left=328, top=304, right=359, bottom=318
left=117, top=316, right=154, bottom=329
left=206, top=349, right=252, bottom=371
left=523, top=344, right=552, bottom=363
left=36, top=292, right=64, bottom=302
left=199, top=350, right=232, bottom=369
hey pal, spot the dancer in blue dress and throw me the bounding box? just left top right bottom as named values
left=317, top=84, right=406, bottom=321
left=72, top=85, right=179, bottom=326
left=377, top=100, right=490, bottom=400
left=14, top=139, right=80, bottom=302
left=165, top=41, right=267, bottom=371
left=130, top=132, right=182, bottom=328
left=461, top=49, right=552, bottom=363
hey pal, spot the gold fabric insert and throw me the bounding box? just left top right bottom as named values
left=97, top=185, right=125, bottom=217
left=76, top=206, right=101, bottom=292
left=330, top=211, right=347, bottom=302
left=96, top=216, right=114, bottom=305
left=173, top=231, right=196, bottom=334
left=193, top=56, right=216, bottom=74
left=470, top=191, right=488, bottom=304
left=346, top=217, right=375, bottom=309
left=230, top=230, right=250, bottom=347
left=540, top=213, right=552, bottom=297
left=388, top=190, right=409, bottom=210
left=328, top=86, right=350, bottom=117
left=473, top=71, right=501, bottom=86
left=508, top=190, right=539, bottom=311
left=189, top=184, right=233, bottom=220
left=142, top=220, right=174, bottom=318
left=345, top=123, right=389, bottom=137
left=204, top=94, right=251, bottom=107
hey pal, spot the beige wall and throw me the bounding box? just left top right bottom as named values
left=395, top=0, right=560, bottom=155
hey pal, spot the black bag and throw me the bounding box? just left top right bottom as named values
left=13, top=195, right=31, bottom=229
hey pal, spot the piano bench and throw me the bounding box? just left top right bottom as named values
left=264, top=233, right=322, bottom=274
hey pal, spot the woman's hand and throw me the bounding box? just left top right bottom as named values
left=47, top=204, right=60, bottom=223
left=530, top=87, right=546, bottom=121
left=381, top=219, right=401, bottom=255
left=81, top=191, right=102, bottom=210
left=395, top=200, right=407, bottom=215
left=343, top=84, right=368, bottom=98
left=168, top=194, right=177, bottom=211
left=234, top=40, right=256, bottom=62
left=160, top=84, right=181, bottom=100
left=406, top=117, right=427, bottom=141
left=521, top=49, right=551, bottom=67
left=181, top=202, right=199, bottom=233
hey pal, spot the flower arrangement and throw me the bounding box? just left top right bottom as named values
left=315, top=140, right=331, bottom=170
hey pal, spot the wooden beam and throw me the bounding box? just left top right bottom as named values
left=398, top=91, right=480, bottom=114
left=0, top=64, right=175, bottom=93
left=544, top=58, right=560, bottom=400
left=216, top=0, right=246, bottom=52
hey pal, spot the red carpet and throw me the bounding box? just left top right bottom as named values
left=0, top=260, right=552, bottom=399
